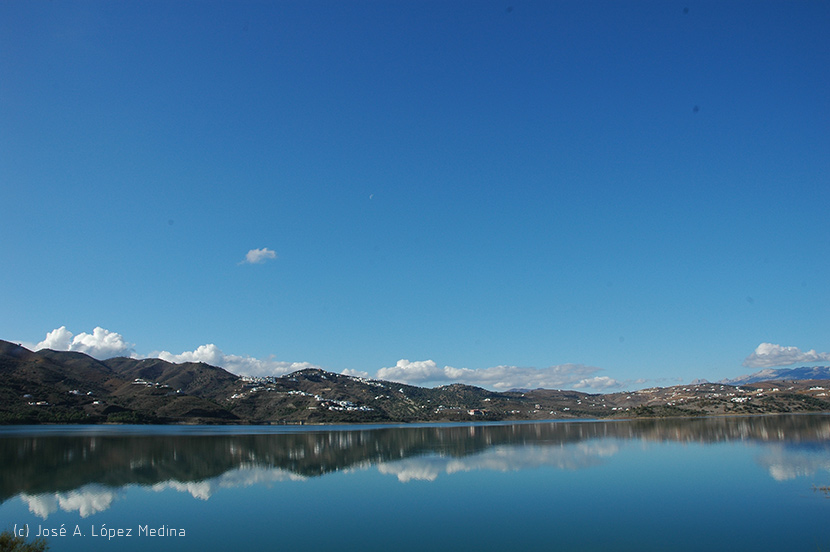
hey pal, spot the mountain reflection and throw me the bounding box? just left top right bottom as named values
left=2, top=415, right=828, bottom=518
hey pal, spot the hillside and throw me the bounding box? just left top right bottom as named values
left=2, top=340, right=829, bottom=424
left=0, top=342, right=238, bottom=424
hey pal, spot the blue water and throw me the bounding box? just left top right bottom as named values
left=1, top=416, right=828, bottom=551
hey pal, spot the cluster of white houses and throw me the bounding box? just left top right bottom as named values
left=232, top=380, right=374, bottom=412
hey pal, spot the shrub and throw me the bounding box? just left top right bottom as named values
left=0, top=530, right=49, bottom=552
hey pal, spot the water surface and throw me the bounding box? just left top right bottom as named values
left=1, top=415, right=828, bottom=551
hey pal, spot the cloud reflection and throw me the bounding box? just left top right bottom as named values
left=21, top=485, right=120, bottom=519
left=378, top=441, right=620, bottom=483
left=8, top=416, right=830, bottom=520
left=756, top=444, right=830, bottom=481
left=151, top=465, right=306, bottom=500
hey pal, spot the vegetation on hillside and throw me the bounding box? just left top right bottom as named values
left=0, top=530, right=48, bottom=552
left=2, top=340, right=829, bottom=425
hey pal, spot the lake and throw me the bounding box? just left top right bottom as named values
left=1, top=415, right=829, bottom=551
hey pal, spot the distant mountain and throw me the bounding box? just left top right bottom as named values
left=721, top=366, right=830, bottom=385
left=2, top=340, right=829, bottom=424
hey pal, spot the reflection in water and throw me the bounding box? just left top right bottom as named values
left=149, top=465, right=305, bottom=499
left=2, top=415, right=829, bottom=519
left=377, top=442, right=620, bottom=482
left=20, top=484, right=119, bottom=518
left=756, top=443, right=830, bottom=481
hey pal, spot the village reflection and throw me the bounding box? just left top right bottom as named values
left=2, top=414, right=829, bottom=519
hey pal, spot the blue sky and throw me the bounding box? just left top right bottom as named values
left=2, top=1, right=828, bottom=391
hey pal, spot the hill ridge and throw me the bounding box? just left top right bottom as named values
left=2, top=340, right=829, bottom=424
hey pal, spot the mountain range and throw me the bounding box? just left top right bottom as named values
left=2, top=339, right=829, bottom=424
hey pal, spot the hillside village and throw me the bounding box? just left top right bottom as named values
left=2, top=340, right=829, bottom=425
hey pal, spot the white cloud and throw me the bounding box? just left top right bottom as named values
left=377, top=359, right=445, bottom=383
left=241, top=247, right=277, bottom=264
left=35, top=326, right=134, bottom=359
left=155, top=343, right=321, bottom=377
left=36, top=326, right=74, bottom=351
left=376, top=359, right=621, bottom=392
left=743, top=343, right=830, bottom=368
left=342, top=368, right=371, bottom=379
left=574, top=376, right=621, bottom=390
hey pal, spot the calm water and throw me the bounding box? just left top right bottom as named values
left=1, top=415, right=829, bottom=551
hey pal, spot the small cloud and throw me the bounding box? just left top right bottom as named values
left=573, top=376, right=621, bottom=390
left=342, top=368, right=371, bottom=379
left=743, top=343, right=830, bottom=368
left=377, top=359, right=445, bottom=384
left=241, top=248, right=277, bottom=265
left=35, top=326, right=134, bottom=359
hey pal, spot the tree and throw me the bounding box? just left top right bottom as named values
left=0, top=530, right=48, bottom=552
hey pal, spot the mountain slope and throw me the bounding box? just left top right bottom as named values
left=0, top=342, right=125, bottom=422
left=2, top=340, right=829, bottom=424
left=0, top=341, right=238, bottom=423
left=104, top=357, right=239, bottom=401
